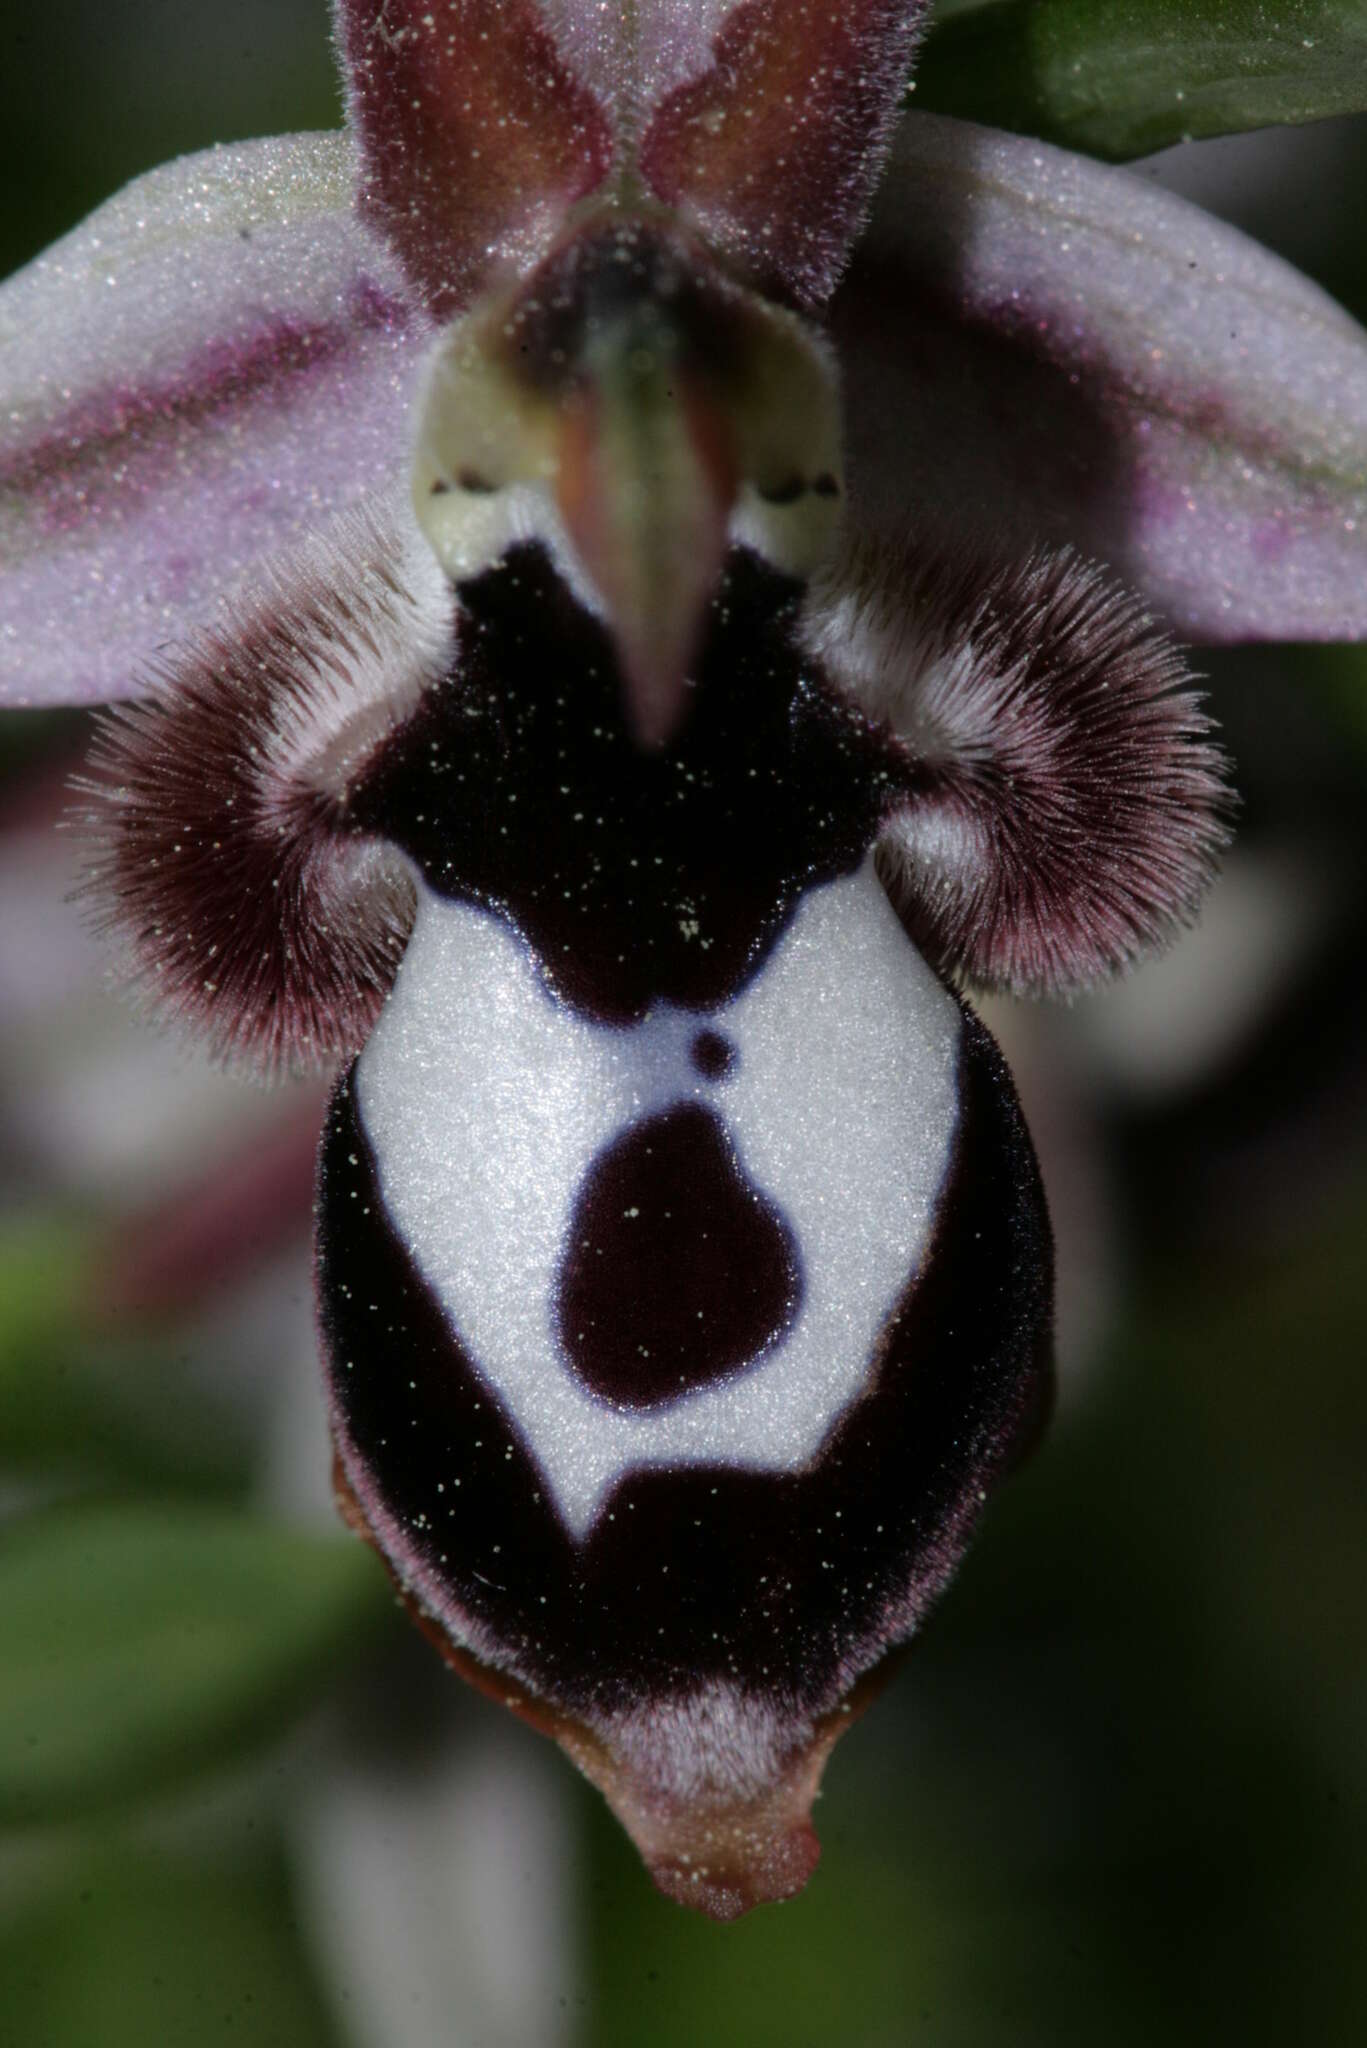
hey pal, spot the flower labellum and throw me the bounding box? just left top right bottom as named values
left=7, top=0, right=1366, bottom=1916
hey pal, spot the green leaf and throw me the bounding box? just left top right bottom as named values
left=0, top=1218, right=250, bottom=1490
left=0, top=1845, right=341, bottom=2048
left=1301, top=642, right=1367, bottom=763
left=0, top=1500, right=392, bottom=1824
left=0, top=1215, right=91, bottom=1385
left=913, top=0, right=1367, bottom=160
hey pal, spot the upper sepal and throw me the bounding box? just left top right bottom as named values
left=335, top=0, right=615, bottom=318
left=0, top=135, right=430, bottom=710
left=832, top=113, right=1367, bottom=642
left=639, top=1, right=931, bottom=308
left=333, top=0, right=931, bottom=314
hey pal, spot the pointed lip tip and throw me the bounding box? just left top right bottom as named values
left=645, top=1820, right=822, bottom=1921
left=329, top=1454, right=890, bottom=1924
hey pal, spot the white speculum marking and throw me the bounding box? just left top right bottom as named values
left=355, top=855, right=962, bottom=1542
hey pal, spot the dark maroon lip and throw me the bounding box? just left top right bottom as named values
left=314, top=535, right=1057, bottom=1721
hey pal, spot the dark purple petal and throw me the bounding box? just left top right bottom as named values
left=831, top=115, right=1367, bottom=641
left=335, top=0, right=615, bottom=318
left=639, top=0, right=931, bottom=307
left=78, top=506, right=454, bottom=1074
left=807, top=537, right=1230, bottom=995
left=0, top=136, right=430, bottom=710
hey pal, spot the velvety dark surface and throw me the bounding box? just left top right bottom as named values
left=348, top=543, right=922, bottom=1022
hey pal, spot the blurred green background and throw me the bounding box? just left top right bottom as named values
left=2, top=4, right=1366, bottom=2044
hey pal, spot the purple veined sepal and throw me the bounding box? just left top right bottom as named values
left=833, top=113, right=1367, bottom=644
left=0, top=134, right=432, bottom=711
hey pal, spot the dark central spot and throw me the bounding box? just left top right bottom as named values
left=757, top=475, right=807, bottom=505
left=556, top=1104, right=801, bottom=1410
left=690, top=1028, right=736, bottom=1080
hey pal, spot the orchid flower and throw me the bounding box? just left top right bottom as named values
left=3, top=2, right=1365, bottom=1924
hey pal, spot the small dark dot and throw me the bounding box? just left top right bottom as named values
left=429, top=478, right=450, bottom=495
left=458, top=467, right=499, bottom=494
left=813, top=472, right=841, bottom=498
left=757, top=475, right=807, bottom=506
left=691, top=1029, right=736, bottom=1080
